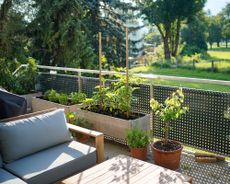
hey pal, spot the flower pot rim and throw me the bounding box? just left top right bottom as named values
left=151, top=140, right=183, bottom=153
left=129, top=146, right=148, bottom=149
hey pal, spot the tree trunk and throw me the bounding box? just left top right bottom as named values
left=163, top=27, right=171, bottom=60
left=172, top=19, right=181, bottom=57
left=217, top=42, right=220, bottom=47
left=226, top=40, right=228, bottom=48
left=210, top=42, right=212, bottom=49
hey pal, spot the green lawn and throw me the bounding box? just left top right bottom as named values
left=131, top=46, right=230, bottom=92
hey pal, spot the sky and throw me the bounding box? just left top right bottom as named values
left=204, top=0, right=230, bottom=15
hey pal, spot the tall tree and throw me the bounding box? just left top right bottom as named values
left=207, top=15, right=222, bottom=49
left=220, top=3, right=230, bottom=48
left=137, top=0, right=206, bottom=60
left=29, top=0, right=96, bottom=68
left=181, top=12, right=208, bottom=55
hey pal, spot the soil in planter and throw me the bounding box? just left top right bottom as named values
left=82, top=105, right=145, bottom=120
left=154, top=141, right=181, bottom=151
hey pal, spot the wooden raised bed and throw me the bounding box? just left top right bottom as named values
left=31, top=97, right=82, bottom=113
left=77, top=109, right=150, bottom=140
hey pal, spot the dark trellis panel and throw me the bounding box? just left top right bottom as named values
left=152, top=85, right=230, bottom=156
left=38, top=73, right=79, bottom=93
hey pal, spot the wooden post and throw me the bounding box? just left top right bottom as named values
left=125, top=27, right=129, bottom=86
left=211, top=60, right=214, bottom=72
left=99, top=32, right=102, bottom=89
left=98, top=32, right=103, bottom=109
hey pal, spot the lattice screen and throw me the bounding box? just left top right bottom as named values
left=38, top=73, right=79, bottom=93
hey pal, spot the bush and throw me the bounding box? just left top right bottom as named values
left=13, top=57, right=38, bottom=94
left=127, top=128, right=150, bottom=148
left=70, top=92, right=86, bottom=104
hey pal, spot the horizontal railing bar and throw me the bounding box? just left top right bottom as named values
left=19, top=64, right=230, bottom=86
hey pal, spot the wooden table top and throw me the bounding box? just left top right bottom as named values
left=60, top=154, right=192, bottom=184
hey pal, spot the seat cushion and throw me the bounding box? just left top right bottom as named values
left=4, top=141, right=96, bottom=184
left=0, top=109, right=72, bottom=163
left=0, top=168, right=26, bottom=184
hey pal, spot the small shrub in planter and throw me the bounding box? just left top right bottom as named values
left=66, top=112, right=92, bottom=143
left=127, top=128, right=150, bottom=160
left=150, top=88, right=188, bottom=170
left=83, top=76, right=142, bottom=120
left=43, top=90, right=86, bottom=105
left=32, top=90, right=87, bottom=112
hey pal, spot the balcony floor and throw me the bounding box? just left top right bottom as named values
left=88, top=139, right=229, bottom=184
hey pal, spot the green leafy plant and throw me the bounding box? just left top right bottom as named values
left=70, top=92, right=86, bottom=104
left=44, top=89, right=59, bottom=103
left=44, top=90, right=87, bottom=105
left=12, top=58, right=37, bottom=94
left=65, top=112, right=92, bottom=129
left=127, top=128, right=150, bottom=148
left=83, top=75, right=139, bottom=119
left=58, top=93, right=68, bottom=105
left=150, top=88, right=188, bottom=145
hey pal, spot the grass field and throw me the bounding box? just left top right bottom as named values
left=131, top=46, right=230, bottom=92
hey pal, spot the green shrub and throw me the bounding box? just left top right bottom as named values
left=127, top=128, right=150, bottom=148
left=58, top=93, right=68, bottom=105
left=45, top=89, right=59, bottom=103
left=13, top=57, right=38, bottom=94
left=70, top=92, right=86, bottom=104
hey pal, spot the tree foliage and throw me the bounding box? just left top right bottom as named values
left=181, top=12, right=208, bottom=55
left=137, top=0, right=206, bottom=60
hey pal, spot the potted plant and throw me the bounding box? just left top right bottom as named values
left=32, top=89, right=86, bottom=113
left=66, top=112, right=92, bottom=143
left=150, top=88, right=188, bottom=170
left=78, top=76, right=150, bottom=140
left=127, top=128, right=150, bottom=160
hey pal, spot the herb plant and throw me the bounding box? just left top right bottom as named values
left=150, top=88, right=188, bottom=145
left=127, top=128, right=150, bottom=148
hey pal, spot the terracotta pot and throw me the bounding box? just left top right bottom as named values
left=130, top=147, right=147, bottom=161
left=77, top=134, right=90, bottom=143
left=151, top=141, right=183, bottom=170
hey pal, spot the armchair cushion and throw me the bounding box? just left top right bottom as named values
left=0, top=168, right=26, bottom=184
left=0, top=109, right=72, bottom=163
left=5, top=141, right=96, bottom=184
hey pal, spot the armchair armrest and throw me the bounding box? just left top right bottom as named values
left=67, top=123, right=104, bottom=164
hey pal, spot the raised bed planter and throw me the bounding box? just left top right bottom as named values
left=20, top=92, right=42, bottom=112
left=77, top=109, right=150, bottom=140
left=31, top=97, right=82, bottom=113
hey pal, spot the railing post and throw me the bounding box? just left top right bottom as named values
left=78, top=71, right=82, bottom=93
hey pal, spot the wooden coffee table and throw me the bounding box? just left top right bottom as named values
left=60, top=155, right=192, bottom=184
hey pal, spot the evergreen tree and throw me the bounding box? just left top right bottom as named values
left=29, top=0, right=96, bottom=68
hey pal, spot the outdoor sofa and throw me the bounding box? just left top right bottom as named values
left=0, top=108, right=104, bottom=184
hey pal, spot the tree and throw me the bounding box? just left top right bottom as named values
left=29, top=0, right=96, bottom=68
left=206, top=15, right=222, bottom=49
left=0, top=0, right=29, bottom=61
left=181, top=12, right=208, bottom=55
left=220, top=3, right=230, bottom=48
left=137, top=0, right=206, bottom=60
